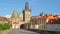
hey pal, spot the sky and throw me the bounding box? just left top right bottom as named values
left=0, top=0, right=60, bottom=16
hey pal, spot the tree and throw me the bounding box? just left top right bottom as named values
left=0, top=23, right=12, bottom=31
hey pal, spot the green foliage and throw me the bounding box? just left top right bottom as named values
left=0, top=23, right=3, bottom=31
left=0, top=23, right=12, bottom=31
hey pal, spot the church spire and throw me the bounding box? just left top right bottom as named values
left=25, top=2, right=29, bottom=10
left=11, top=9, right=19, bottom=18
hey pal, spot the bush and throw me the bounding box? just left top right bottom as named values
left=0, top=23, right=3, bottom=31
left=0, top=23, right=12, bottom=31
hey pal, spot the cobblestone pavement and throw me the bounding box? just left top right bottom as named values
left=7, top=29, right=39, bottom=34
left=1, top=29, right=60, bottom=34
left=0, top=29, right=12, bottom=34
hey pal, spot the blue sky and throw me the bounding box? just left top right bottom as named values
left=0, top=0, right=60, bottom=16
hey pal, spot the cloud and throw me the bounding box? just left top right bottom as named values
left=4, top=15, right=11, bottom=18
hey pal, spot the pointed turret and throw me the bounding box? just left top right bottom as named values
left=25, top=2, right=29, bottom=10
left=40, top=11, right=47, bottom=16
left=40, top=12, right=44, bottom=16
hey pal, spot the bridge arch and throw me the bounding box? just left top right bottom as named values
left=20, top=23, right=30, bottom=29
left=20, top=24, right=25, bottom=29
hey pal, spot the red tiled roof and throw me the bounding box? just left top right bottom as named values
left=12, top=22, right=19, bottom=24
left=0, top=17, right=9, bottom=21
left=31, top=15, right=60, bottom=24
left=46, top=18, right=60, bottom=24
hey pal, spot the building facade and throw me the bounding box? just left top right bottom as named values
left=0, top=16, right=9, bottom=23
left=30, top=14, right=60, bottom=31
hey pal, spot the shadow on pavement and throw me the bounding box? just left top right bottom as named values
left=27, top=29, right=60, bottom=34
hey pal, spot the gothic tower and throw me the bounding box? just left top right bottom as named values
left=11, top=9, right=19, bottom=18
left=23, top=2, right=31, bottom=23
left=11, top=9, right=20, bottom=29
left=11, top=9, right=20, bottom=23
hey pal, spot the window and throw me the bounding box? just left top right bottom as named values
left=34, top=20, right=39, bottom=25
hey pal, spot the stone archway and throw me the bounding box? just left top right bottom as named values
left=20, top=24, right=25, bottom=29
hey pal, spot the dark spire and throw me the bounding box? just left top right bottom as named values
left=40, top=11, right=44, bottom=16
left=25, top=2, right=29, bottom=10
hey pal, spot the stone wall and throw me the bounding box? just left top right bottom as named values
left=45, top=24, right=60, bottom=31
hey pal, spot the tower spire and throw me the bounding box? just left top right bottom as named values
left=25, top=2, right=29, bottom=10
left=11, top=9, right=19, bottom=18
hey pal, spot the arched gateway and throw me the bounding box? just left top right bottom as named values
left=11, top=2, right=31, bottom=29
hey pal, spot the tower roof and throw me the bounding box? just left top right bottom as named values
left=11, top=9, right=19, bottom=18
left=25, top=2, right=29, bottom=10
